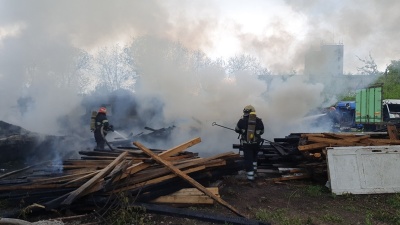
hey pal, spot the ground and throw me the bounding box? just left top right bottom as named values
left=142, top=176, right=400, bottom=225
left=4, top=174, right=400, bottom=225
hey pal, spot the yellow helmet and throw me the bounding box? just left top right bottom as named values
left=243, top=105, right=255, bottom=114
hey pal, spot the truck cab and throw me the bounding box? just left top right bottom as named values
left=382, top=99, right=400, bottom=121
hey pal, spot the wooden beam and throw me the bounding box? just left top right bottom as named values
left=61, top=151, right=129, bottom=206
left=0, top=161, right=49, bottom=180
left=298, top=143, right=330, bottom=151
left=119, top=137, right=202, bottom=180
left=0, top=183, right=62, bottom=191
left=111, top=166, right=206, bottom=193
left=61, top=171, right=100, bottom=187
left=307, top=136, right=365, bottom=146
left=151, top=195, right=214, bottom=204
left=134, top=141, right=246, bottom=218
left=32, top=171, right=94, bottom=184
left=170, top=187, right=219, bottom=196
left=360, top=138, right=400, bottom=145
left=272, top=174, right=310, bottom=182
left=322, top=133, right=371, bottom=142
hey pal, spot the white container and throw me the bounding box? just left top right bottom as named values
left=327, top=145, right=400, bottom=195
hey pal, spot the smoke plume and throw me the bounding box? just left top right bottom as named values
left=0, top=0, right=397, bottom=159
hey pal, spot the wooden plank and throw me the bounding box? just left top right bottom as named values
left=32, top=171, right=94, bottom=184
left=170, top=187, right=219, bottom=196
left=0, top=161, right=49, bottom=180
left=111, top=166, right=206, bottom=193
left=360, top=138, right=400, bottom=145
left=164, top=154, right=198, bottom=161
left=103, top=160, right=133, bottom=188
left=203, top=159, right=226, bottom=168
left=387, top=124, right=399, bottom=140
left=298, top=143, right=330, bottom=151
left=322, top=133, right=371, bottom=142
left=113, top=154, right=234, bottom=189
left=301, top=133, right=325, bottom=138
left=119, top=137, right=202, bottom=180
left=321, top=133, right=359, bottom=137
left=61, top=171, right=100, bottom=187
left=61, top=151, right=129, bottom=206
left=272, top=174, right=310, bottom=182
left=61, top=165, right=106, bottom=169
left=63, top=168, right=97, bottom=175
left=151, top=195, right=214, bottom=204
left=63, top=160, right=113, bottom=165
left=134, top=141, right=246, bottom=218
left=307, top=136, right=365, bottom=146
left=0, top=183, right=62, bottom=191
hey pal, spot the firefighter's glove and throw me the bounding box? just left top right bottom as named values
left=107, top=125, right=114, bottom=132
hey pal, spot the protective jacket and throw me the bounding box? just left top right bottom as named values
left=94, top=112, right=112, bottom=150
left=235, top=115, right=264, bottom=144
left=95, top=112, right=110, bottom=132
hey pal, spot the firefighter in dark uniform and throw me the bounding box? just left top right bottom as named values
left=94, top=107, right=113, bottom=150
left=235, top=105, right=264, bottom=181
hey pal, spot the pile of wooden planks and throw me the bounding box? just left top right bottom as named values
left=263, top=125, right=400, bottom=182
left=298, top=125, right=399, bottom=160
left=0, top=137, right=245, bottom=217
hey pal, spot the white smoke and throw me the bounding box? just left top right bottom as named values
left=1, top=0, right=396, bottom=157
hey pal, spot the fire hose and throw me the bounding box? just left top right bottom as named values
left=211, top=122, right=235, bottom=131
left=100, top=126, right=115, bottom=151
left=212, top=122, right=292, bottom=156
left=211, top=122, right=273, bottom=143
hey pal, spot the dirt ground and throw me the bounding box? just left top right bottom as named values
left=143, top=174, right=400, bottom=225
left=5, top=173, right=400, bottom=225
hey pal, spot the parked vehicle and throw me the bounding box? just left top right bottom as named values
left=333, top=85, right=400, bottom=131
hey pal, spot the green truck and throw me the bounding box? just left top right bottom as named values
left=355, top=85, right=400, bottom=131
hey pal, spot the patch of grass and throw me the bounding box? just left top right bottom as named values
left=342, top=205, right=359, bottom=212
left=255, top=208, right=311, bottom=225
left=321, top=213, right=343, bottom=223
left=342, top=192, right=357, bottom=201
left=304, top=185, right=324, bottom=197
left=372, top=209, right=400, bottom=225
left=365, top=211, right=373, bottom=225
left=387, top=193, right=400, bottom=209
left=104, top=193, right=148, bottom=225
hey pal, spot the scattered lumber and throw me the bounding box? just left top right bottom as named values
left=0, top=137, right=242, bottom=219
left=134, top=141, right=246, bottom=218
left=150, top=187, right=219, bottom=205
left=260, top=126, right=400, bottom=182
left=298, top=126, right=400, bottom=160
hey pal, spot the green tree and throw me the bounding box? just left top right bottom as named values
left=374, top=60, right=400, bottom=99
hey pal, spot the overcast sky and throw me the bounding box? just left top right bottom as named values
left=0, top=1, right=399, bottom=153
left=1, top=0, right=399, bottom=73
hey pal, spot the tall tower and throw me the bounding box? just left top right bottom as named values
left=304, top=44, right=344, bottom=76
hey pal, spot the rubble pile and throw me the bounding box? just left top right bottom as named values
left=259, top=124, right=400, bottom=181
left=0, top=137, right=245, bottom=218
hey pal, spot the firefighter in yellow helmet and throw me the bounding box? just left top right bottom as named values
left=235, top=105, right=264, bottom=181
